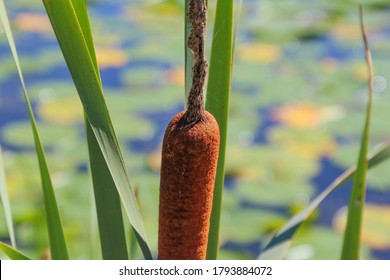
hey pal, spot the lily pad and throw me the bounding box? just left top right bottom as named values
left=106, top=86, right=183, bottom=113
left=1, top=121, right=79, bottom=149
left=110, top=113, right=156, bottom=141
left=236, top=180, right=314, bottom=207
left=269, top=126, right=337, bottom=159
left=22, top=82, right=78, bottom=102
left=220, top=207, right=285, bottom=243
left=288, top=226, right=370, bottom=260
left=366, top=161, right=390, bottom=191
left=333, top=205, right=390, bottom=251
left=37, top=96, right=84, bottom=125
left=225, top=145, right=320, bottom=186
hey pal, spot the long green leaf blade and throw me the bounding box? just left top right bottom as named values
left=341, top=6, right=373, bottom=260
left=0, top=0, right=68, bottom=260
left=258, top=141, right=390, bottom=259
left=71, top=0, right=128, bottom=259
left=41, top=0, right=151, bottom=259
left=205, top=0, right=234, bottom=259
left=86, top=122, right=129, bottom=259
left=0, top=146, right=16, bottom=248
left=0, top=241, right=31, bottom=260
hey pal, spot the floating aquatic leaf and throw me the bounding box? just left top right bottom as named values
left=2, top=121, right=79, bottom=148
left=334, top=204, right=390, bottom=250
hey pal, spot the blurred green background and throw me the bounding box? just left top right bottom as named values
left=0, top=0, right=389, bottom=259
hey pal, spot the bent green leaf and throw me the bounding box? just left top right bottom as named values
left=71, top=0, right=128, bottom=260
left=42, top=0, right=151, bottom=259
left=0, top=241, right=31, bottom=260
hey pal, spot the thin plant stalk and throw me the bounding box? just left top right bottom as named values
left=341, top=5, right=373, bottom=260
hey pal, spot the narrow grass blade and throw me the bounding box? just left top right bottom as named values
left=71, top=0, right=128, bottom=259
left=258, top=141, right=390, bottom=259
left=41, top=0, right=152, bottom=259
left=341, top=5, right=373, bottom=260
left=0, top=146, right=16, bottom=248
left=205, top=0, right=234, bottom=259
left=0, top=0, right=68, bottom=259
left=0, top=241, right=31, bottom=260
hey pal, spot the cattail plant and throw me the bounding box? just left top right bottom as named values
left=2, top=0, right=390, bottom=262
left=158, top=0, right=220, bottom=260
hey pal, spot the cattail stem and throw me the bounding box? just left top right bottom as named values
left=183, top=0, right=208, bottom=127
left=158, top=0, right=220, bottom=260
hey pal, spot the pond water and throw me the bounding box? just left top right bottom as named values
left=0, top=0, right=389, bottom=259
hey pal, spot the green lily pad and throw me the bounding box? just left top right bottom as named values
left=269, top=126, right=337, bottom=159
left=37, top=96, right=84, bottom=125
left=0, top=58, right=17, bottom=82
left=19, top=50, right=64, bottom=75
left=366, top=161, right=390, bottom=191
left=1, top=121, right=79, bottom=149
left=106, top=86, right=183, bottom=113
left=333, top=204, right=390, bottom=252
left=220, top=207, right=285, bottom=243
left=121, top=65, right=168, bottom=88
left=110, top=113, right=156, bottom=141
left=226, top=145, right=320, bottom=188
left=288, top=226, right=370, bottom=260
left=236, top=180, right=314, bottom=207
left=226, top=112, right=260, bottom=147
left=23, top=81, right=78, bottom=102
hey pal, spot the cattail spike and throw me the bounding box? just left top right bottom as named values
left=158, top=111, right=220, bottom=259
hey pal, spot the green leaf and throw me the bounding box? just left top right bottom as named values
left=0, top=146, right=16, bottom=248
left=205, top=0, right=234, bottom=259
left=70, top=0, right=128, bottom=260
left=0, top=0, right=69, bottom=260
left=41, top=0, right=151, bottom=259
left=0, top=241, right=31, bottom=260
left=86, top=122, right=129, bottom=259
left=258, top=141, right=390, bottom=260
left=341, top=6, right=373, bottom=260
left=128, top=226, right=140, bottom=260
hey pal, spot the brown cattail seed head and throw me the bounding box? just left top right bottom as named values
left=158, top=110, right=220, bottom=260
